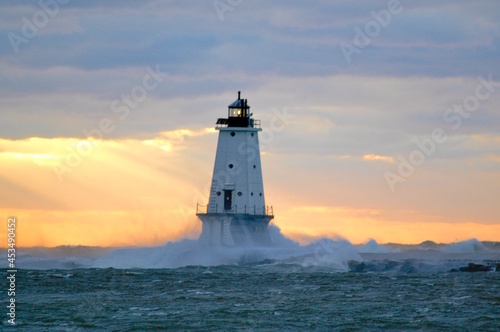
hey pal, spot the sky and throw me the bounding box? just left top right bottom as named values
left=1, top=0, right=499, bottom=247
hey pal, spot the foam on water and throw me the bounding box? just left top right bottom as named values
left=91, top=226, right=362, bottom=270
left=440, top=238, right=487, bottom=253
left=3, top=227, right=499, bottom=272
left=358, top=239, right=393, bottom=254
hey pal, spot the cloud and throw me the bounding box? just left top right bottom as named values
left=1, top=1, right=499, bottom=246
left=363, top=154, right=394, bottom=163
left=142, top=127, right=216, bottom=152
left=1, top=1, right=499, bottom=75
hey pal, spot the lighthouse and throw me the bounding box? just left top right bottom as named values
left=197, top=91, right=274, bottom=246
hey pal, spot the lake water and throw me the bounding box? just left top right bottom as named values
left=2, top=235, right=499, bottom=330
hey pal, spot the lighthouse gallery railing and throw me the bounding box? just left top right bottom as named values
left=196, top=203, right=273, bottom=217
left=215, top=118, right=261, bottom=129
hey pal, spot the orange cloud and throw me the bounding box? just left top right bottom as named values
left=363, top=154, right=394, bottom=163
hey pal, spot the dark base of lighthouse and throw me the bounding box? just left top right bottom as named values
left=197, top=213, right=273, bottom=246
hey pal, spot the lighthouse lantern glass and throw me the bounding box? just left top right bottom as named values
left=229, top=107, right=242, bottom=117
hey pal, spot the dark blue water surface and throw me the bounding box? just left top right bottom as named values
left=3, top=265, right=500, bottom=331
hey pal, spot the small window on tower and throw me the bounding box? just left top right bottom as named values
left=216, top=191, right=221, bottom=196
left=253, top=165, right=256, bottom=169
left=251, top=192, right=254, bottom=196
left=251, top=133, right=254, bottom=137
left=228, top=164, right=233, bottom=169
left=237, top=192, right=242, bottom=196
left=230, top=131, right=235, bottom=137
left=259, top=193, right=262, bottom=196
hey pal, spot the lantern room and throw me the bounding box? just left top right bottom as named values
left=215, top=91, right=253, bottom=128
left=228, top=91, right=249, bottom=118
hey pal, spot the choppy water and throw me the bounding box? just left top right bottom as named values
left=3, top=266, right=500, bottom=331
left=2, top=234, right=500, bottom=330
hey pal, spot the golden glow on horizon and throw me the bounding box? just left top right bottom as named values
left=0, top=135, right=499, bottom=248
left=274, top=205, right=500, bottom=245
left=0, top=208, right=201, bottom=248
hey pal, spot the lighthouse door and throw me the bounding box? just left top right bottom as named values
left=224, top=190, right=232, bottom=211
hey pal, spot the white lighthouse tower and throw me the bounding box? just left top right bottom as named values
left=197, top=91, right=274, bottom=246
